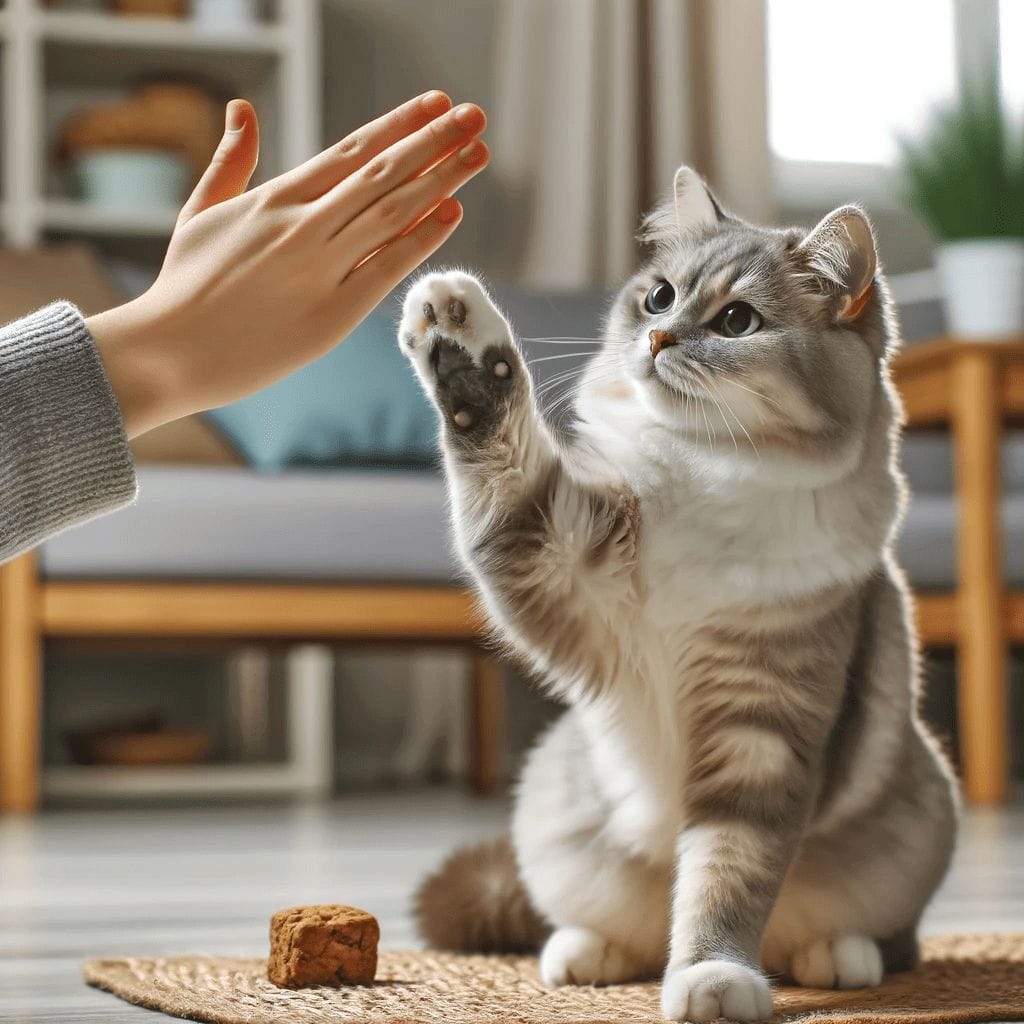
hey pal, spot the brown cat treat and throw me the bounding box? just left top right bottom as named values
left=268, top=905, right=379, bottom=988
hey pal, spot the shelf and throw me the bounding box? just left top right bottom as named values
left=45, top=763, right=322, bottom=800
left=41, top=199, right=177, bottom=237
left=38, top=10, right=286, bottom=55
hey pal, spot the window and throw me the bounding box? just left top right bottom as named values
left=767, top=0, right=1018, bottom=208
left=768, top=0, right=957, bottom=166
left=1001, top=0, right=1024, bottom=118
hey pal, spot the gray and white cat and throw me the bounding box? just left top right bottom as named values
left=401, top=167, right=958, bottom=1023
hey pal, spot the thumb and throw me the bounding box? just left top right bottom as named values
left=177, top=100, right=260, bottom=225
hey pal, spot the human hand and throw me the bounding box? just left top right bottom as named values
left=88, top=91, right=489, bottom=437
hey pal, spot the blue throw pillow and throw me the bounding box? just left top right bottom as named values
left=205, top=309, right=437, bottom=470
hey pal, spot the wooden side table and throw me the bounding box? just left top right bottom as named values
left=891, top=337, right=1024, bottom=805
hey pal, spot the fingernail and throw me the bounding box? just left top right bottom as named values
left=454, top=104, right=481, bottom=129
left=225, top=101, right=246, bottom=133
left=435, top=199, right=461, bottom=224
left=458, top=141, right=485, bottom=165
left=421, top=90, right=450, bottom=115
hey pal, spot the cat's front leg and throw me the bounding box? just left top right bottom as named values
left=399, top=271, right=639, bottom=692
left=661, top=820, right=784, bottom=1022
left=661, top=731, right=817, bottom=1021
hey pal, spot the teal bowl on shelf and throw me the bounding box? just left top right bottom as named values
left=71, top=149, right=189, bottom=213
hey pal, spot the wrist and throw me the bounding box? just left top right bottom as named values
left=87, top=297, right=184, bottom=438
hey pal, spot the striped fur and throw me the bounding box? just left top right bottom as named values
left=402, top=173, right=958, bottom=1023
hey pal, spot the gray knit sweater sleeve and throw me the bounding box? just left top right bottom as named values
left=0, top=302, right=137, bottom=563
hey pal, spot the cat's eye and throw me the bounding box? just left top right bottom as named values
left=709, top=301, right=762, bottom=338
left=644, top=280, right=676, bottom=315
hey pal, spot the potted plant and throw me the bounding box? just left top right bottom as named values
left=900, top=75, right=1024, bottom=338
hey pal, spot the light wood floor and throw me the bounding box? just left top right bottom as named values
left=1, top=790, right=1022, bottom=1022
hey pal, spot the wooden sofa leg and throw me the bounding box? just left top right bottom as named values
left=0, top=553, right=42, bottom=813
left=469, top=652, right=504, bottom=795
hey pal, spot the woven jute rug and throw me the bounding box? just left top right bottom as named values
left=84, top=934, right=1024, bottom=1024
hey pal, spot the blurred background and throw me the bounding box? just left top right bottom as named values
left=0, top=0, right=1021, bottom=816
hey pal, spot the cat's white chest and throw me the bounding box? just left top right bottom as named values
left=634, top=458, right=870, bottom=608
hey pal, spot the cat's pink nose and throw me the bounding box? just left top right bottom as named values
left=649, top=329, right=676, bottom=358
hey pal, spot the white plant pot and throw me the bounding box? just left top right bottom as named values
left=191, top=0, right=258, bottom=30
left=935, top=238, right=1024, bottom=339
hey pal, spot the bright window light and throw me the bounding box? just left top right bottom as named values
left=768, top=0, right=957, bottom=165
left=1001, top=0, right=1024, bottom=119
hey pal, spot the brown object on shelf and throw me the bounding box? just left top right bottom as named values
left=112, top=0, right=187, bottom=17
left=268, top=905, right=379, bottom=988
left=58, top=82, right=223, bottom=185
left=66, top=725, right=213, bottom=767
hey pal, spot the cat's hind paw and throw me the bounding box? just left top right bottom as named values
left=789, top=934, right=883, bottom=989
left=660, top=960, right=772, bottom=1023
left=399, top=271, right=523, bottom=438
left=539, top=926, right=641, bottom=987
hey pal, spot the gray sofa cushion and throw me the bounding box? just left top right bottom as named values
left=900, top=492, right=1024, bottom=588
left=40, top=467, right=458, bottom=582
left=903, top=433, right=1024, bottom=494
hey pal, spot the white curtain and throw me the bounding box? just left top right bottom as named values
left=490, top=0, right=774, bottom=290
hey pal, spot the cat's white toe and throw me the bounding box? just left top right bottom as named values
left=790, top=934, right=882, bottom=989
left=539, top=926, right=637, bottom=987
left=399, top=270, right=509, bottom=366
left=660, top=960, right=772, bottom=1023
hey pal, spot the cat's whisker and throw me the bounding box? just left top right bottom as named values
left=699, top=373, right=740, bottom=454
left=528, top=352, right=595, bottom=366
left=698, top=367, right=761, bottom=461
left=533, top=362, right=613, bottom=399
left=721, top=372, right=785, bottom=413
left=524, top=342, right=602, bottom=350
left=535, top=369, right=588, bottom=401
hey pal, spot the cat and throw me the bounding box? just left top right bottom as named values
left=399, top=166, right=959, bottom=1024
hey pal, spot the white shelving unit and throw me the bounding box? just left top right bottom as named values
left=46, top=645, right=335, bottom=802
left=0, top=0, right=320, bottom=251
left=0, top=0, right=332, bottom=801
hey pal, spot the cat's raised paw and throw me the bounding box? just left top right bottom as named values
left=400, top=271, right=513, bottom=368
left=660, top=960, right=772, bottom=1023
left=790, top=934, right=883, bottom=989
left=399, top=271, right=522, bottom=438
left=540, top=926, right=641, bottom=987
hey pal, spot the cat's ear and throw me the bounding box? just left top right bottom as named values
left=795, top=205, right=877, bottom=322
left=673, top=166, right=725, bottom=234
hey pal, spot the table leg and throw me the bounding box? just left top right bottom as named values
left=469, top=652, right=504, bottom=795
left=0, top=553, right=42, bottom=812
left=950, top=350, right=1007, bottom=804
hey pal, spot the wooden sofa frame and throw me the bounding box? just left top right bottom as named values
left=0, top=551, right=501, bottom=812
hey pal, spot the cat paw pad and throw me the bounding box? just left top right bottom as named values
left=399, top=271, right=521, bottom=435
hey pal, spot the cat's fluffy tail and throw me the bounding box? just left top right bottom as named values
left=414, top=835, right=550, bottom=952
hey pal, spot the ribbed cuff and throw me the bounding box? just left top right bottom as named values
left=0, top=302, right=137, bottom=563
